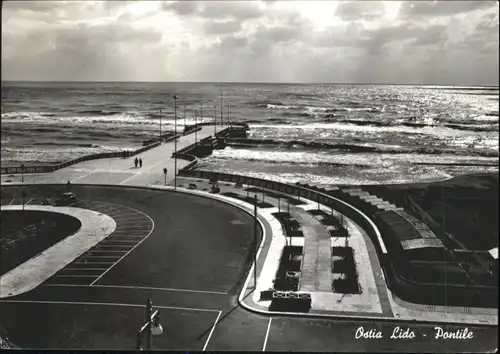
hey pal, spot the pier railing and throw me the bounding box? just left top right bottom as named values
left=0, top=125, right=206, bottom=175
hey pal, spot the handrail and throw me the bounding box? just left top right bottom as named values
left=1, top=126, right=207, bottom=175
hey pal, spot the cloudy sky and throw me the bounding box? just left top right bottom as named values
left=2, top=0, right=499, bottom=85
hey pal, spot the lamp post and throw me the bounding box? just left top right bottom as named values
left=195, top=110, right=198, bottom=145
left=21, top=188, right=26, bottom=211
left=136, top=297, right=163, bottom=350
left=214, top=105, right=217, bottom=136
left=173, top=95, right=178, bottom=190
left=254, top=194, right=258, bottom=289
left=159, top=109, right=162, bottom=141
left=200, top=101, right=203, bottom=125
left=183, top=105, right=186, bottom=131
left=226, top=104, right=231, bottom=128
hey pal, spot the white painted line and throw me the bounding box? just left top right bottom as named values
left=113, top=221, right=152, bottom=226
left=102, top=237, right=144, bottom=240
left=43, top=283, right=228, bottom=295
left=113, top=225, right=151, bottom=228
left=88, top=250, right=127, bottom=253
left=84, top=256, right=122, bottom=259
left=262, top=318, right=272, bottom=351
left=108, top=212, right=145, bottom=217
left=111, top=214, right=147, bottom=219
left=25, top=198, right=34, bottom=205
left=90, top=207, right=155, bottom=285
left=9, top=198, right=15, bottom=205
left=64, top=268, right=109, bottom=271
left=100, top=239, right=142, bottom=243
left=54, top=275, right=98, bottom=278
left=95, top=245, right=133, bottom=248
left=73, top=262, right=115, bottom=265
left=0, top=299, right=220, bottom=313
left=71, top=171, right=95, bottom=183
left=203, top=310, right=222, bottom=351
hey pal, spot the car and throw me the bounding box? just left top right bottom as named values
left=62, top=192, right=77, bottom=200
left=56, top=192, right=77, bottom=206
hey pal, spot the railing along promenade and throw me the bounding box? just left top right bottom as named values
left=1, top=125, right=203, bottom=175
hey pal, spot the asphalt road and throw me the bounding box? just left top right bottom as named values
left=0, top=184, right=497, bottom=352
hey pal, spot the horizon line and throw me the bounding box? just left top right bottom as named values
left=1, top=80, right=498, bottom=88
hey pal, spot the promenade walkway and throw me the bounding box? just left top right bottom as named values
left=1, top=126, right=226, bottom=186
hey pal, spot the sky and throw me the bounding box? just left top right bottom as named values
left=1, top=0, right=499, bottom=85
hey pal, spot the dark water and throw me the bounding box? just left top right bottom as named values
left=1, top=81, right=498, bottom=184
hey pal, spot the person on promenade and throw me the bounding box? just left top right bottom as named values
left=134, top=157, right=138, bottom=168
left=139, top=158, right=143, bottom=168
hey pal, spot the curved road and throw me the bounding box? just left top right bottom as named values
left=0, top=184, right=497, bottom=352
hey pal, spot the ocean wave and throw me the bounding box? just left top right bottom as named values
left=208, top=148, right=498, bottom=171
left=32, top=142, right=102, bottom=148
left=227, top=138, right=499, bottom=158
left=247, top=121, right=495, bottom=137
left=472, top=114, right=499, bottom=122
left=78, top=109, right=121, bottom=116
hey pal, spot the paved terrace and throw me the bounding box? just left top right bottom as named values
left=174, top=177, right=497, bottom=325
left=1, top=125, right=228, bottom=186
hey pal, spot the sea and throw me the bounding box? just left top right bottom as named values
left=1, top=81, right=498, bottom=186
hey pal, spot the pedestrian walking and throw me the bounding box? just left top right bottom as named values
left=139, top=158, right=143, bottom=168
left=134, top=157, right=138, bottom=168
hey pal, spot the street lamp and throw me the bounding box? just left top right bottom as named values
left=159, top=109, right=162, bottom=141
left=183, top=105, right=186, bottom=131
left=173, top=95, right=178, bottom=190
left=226, top=104, right=231, bottom=128
left=200, top=101, right=203, bottom=125
left=136, top=297, right=163, bottom=350
left=253, top=194, right=258, bottom=289
left=214, top=105, right=217, bottom=136
left=21, top=188, right=26, bottom=211
left=194, top=110, right=198, bottom=145
left=220, top=84, right=223, bottom=126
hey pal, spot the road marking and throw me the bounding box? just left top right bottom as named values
left=203, top=310, right=222, bottom=351
left=64, top=268, right=109, bottom=271
left=262, top=318, right=272, bottom=351
left=100, top=239, right=143, bottom=243
left=9, top=198, right=15, bottom=205
left=88, top=250, right=128, bottom=253
left=0, top=299, right=220, bottom=313
left=112, top=220, right=152, bottom=225
left=25, top=198, right=34, bottom=205
left=119, top=156, right=169, bottom=185
left=113, top=225, right=151, bottom=228
left=53, top=275, right=98, bottom=278
left=73, top=262, right=115, bottom=265
left=84, top=256, right=122, bottom=259
left=71, top=171, right=95, bottom=183
left=90, top=206, right=155, bottom=285
left=95, top=245, right=132, bottom=248
left=43, top=283, right=228, bottom=295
